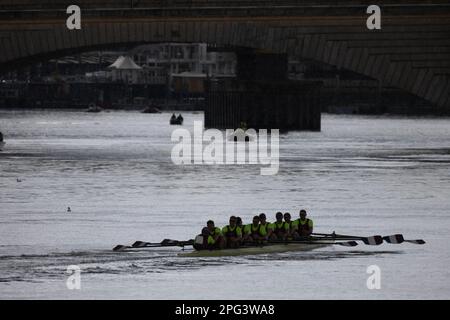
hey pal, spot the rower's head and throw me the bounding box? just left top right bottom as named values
left=299, top=209, right=307, bottom=220
left=252, top=215, right=260, bottom=226
left=259, top=213, right=267, bottom=224
left=207, top=220, right=215, bottom=231
left=276, top=212, right=283, bottom=222
left=229, top=216, right=237, bottom=227
left=236, top=216, right=242, bottom=227
left=201, top=227, right=209, bottom=236
left=284, top=212, right=291, bottom=222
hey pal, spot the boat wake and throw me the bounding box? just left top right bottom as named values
left=0, top=248, right=403, bottom=284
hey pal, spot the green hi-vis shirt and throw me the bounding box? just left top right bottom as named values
left=222, top=225, right=242, bottom=237
left=243, top=222, right=273, bottom=236
left=272, top=221, right=290, bottom=232
left=292, top=218, right=314, bottom=229
left=207, top=227, right=222, bottom=245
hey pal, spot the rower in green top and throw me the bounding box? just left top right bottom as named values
left=205, top=220, right=225, bottom=249
left=236, top=216, right=243, bottom=231
left=292, top=209, right=314, bottom=238
left=243, top=215, right=262, bottom=244
left=271, top=212, right=290, bottom=240
left=258, top=213, right=273, bottom=241
left=283, top=212, right=295, bottom=239
left=222, top=216, right=242, bottom=248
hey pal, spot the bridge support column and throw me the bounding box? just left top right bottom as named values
left=205, top=49, right=322, bottom=131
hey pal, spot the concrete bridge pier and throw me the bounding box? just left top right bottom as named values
left=205, top=49, right=322, bottom=131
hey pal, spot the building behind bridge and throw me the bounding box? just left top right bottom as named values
left=0, top=44, right=437, bottom=115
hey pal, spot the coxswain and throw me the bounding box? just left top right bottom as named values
left=205, top=220, right=225, bottom=249
left=222, top=216, right=242, bottom=248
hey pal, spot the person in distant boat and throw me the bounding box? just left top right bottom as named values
left=271, top=212, right=290, bottom=240
left=243, top=215, right=262, bottom=243
left=292, top=209, right=314, bottom=238
left=222, top=216, right=242, bottom=248
left=170, top=113, right=177, bottom=122
left=0, top=131, right=3, bottom=142
left=204, top=220, right=225, bottom=249
left=176, top=114, right=183, bottom=122
left=258, top=213, right=273, bottom=241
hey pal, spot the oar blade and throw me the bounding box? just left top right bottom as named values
left=405, top=239, right=426, bottom=245
left=113, top=245, right=129, bottom=251
left=132, top=241, right=147, bottom=248
left=383, top=234, right=405, bottom=244
left=161, top=239, right=180, bottom=246
left=361, top=235, right=383, bottom=245
left=337, top=241, right=358, bottom=247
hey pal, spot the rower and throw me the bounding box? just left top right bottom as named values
left=258, top=213, right=273, bottom=241
left=198, top=220, right=225, bottom=250
left=170, top=113, right=177, bottom=122
left=292, top=209, right=314, bottom=238
left=271, top=212, right=289, bottom=240
left=222, top=216, right=242, bottom=248
left=243, top=215, right=262, bottom=243
left=236, top=216, right=243, bottom=231
left=283, top=212, right=294, bottom=236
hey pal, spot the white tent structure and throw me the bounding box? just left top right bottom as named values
left=108, top=56, right=143, bottom=84
left=107, top=56, right=125, bottom=69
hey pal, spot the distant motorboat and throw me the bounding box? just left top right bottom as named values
left=85, top=103, right=102, bottom=113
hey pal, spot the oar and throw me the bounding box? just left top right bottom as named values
left=312, top=232, right=383, bottom=245
left=113, top=242, right=170, bottom=251
left=113, top=244, right=132, bottom=251
left=267, top=239, right=359, bottom=247
left=133, top=239, right=194, bottom=248
left=113, top=239, right=194, bottom=251
left=383, top=234, right=426, bottom=245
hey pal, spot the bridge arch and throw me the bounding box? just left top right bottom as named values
left=1, top=16, right=449, bottom=111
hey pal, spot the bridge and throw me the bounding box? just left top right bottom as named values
left=0, top=0, right=449, bottom=117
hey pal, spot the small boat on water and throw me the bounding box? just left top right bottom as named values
left=170, top=114, right=184, bottom=125
left=85, top=103, right=102, bottom=113
left=178, top=241, right=332, bottom=258
left=141, top=105, right=162, bottom=114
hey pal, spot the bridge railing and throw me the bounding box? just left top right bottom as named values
left=1, top=0, right=448, bottom=11
left=0, top=0, right=448, bottom=21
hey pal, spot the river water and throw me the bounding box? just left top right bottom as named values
left=0, top=109, right=449, bottom=299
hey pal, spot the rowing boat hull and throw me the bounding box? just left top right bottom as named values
left=178, top=242, right=332, bottom=257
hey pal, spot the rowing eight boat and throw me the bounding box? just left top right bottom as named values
left=178, top=241, right=333, bottom=257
